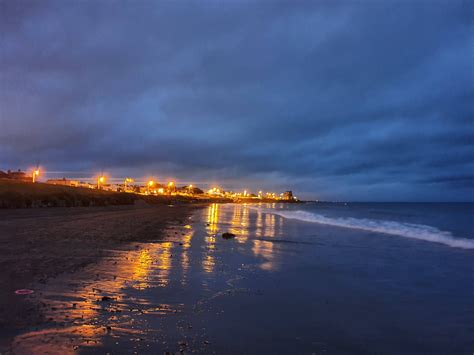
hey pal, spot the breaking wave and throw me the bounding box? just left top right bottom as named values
left=249, top=207, right=474, bottom=250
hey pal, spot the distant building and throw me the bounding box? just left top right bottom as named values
left=177, top=186, right=204, bottom=195
left=1, top=169, right=31, bottom=182
left=47, top=178, right=80, bottom=187
left=283, top=191, right=294, bottom=201
left=78, top=181, right=96, bottom=189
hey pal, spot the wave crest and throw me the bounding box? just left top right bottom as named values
left=249, top=207, right=474, bottom=250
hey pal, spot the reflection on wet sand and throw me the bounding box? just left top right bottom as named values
left=253, top=211, right=277, bottom=270
left=204, top=204, right=219, bottom=273
left=11, top=204, right=285, bottom=353
left=256, top=209, right=263, bottom=237
left=181, top=228, right=194, bottom=286
left=11, top=230, right=185, bottom=353
left=213, top=203, right=280, bottom=270
left=206, top=203, right=220, bottom=234
left=229, top=204, right=250, bottom=243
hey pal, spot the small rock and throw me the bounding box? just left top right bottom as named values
left=221, top=232, right=236, bottom=239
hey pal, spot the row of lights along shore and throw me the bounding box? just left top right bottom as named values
left=24, top=168, right=296, bottom=201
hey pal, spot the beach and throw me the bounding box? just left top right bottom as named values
left=0, top=203, right=203, bottom=350
left=1, top=202, right=473, bottom=354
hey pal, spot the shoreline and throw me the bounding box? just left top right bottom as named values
left=0, top=202, right=205, bottom=351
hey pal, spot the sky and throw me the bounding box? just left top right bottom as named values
left=0, top=0, right=473, bottom=201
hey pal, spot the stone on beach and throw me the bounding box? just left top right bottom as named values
left=221, top=232, right=236, bottom=239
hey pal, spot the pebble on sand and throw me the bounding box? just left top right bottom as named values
left=221, top=232, right=236, bottom=239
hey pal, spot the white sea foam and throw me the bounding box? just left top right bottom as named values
left=248, top=207, right=474, bottom=250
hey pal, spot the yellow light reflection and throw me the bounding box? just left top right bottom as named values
left=254, top=209, right=278, bottom=270
left=256, top=210, right=263, bottom=237
left=252, top=239, right=275, bottom=270
left=204, top=204, right=220, bottom=273
left=153, top=242, right=173, bottom=287
left=206, top=203, right=220, bottom=234
left=264, top=213, right=276, bottom=238
left=202, top=255, right=215, bottom=274
left=131, top=248, right=153, bottom=289
left=181, top=229, right=194, bottom=285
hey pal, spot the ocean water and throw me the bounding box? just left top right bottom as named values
left=16, top=202, right=474, bottom=354
left=250, top=202, right=474, bottom=249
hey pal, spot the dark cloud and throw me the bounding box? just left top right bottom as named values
left=1, top=0, right=473, bottom=201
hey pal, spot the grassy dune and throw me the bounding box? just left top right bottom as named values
left=0, top=179, right=230, bottom=208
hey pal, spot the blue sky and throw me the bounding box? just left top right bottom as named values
left=0, top=0, right=472, bottom=201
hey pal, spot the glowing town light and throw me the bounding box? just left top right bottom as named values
left=124, top=177, right=134, bottom=190
left=168, top=181, right=174, bottom=187
left=158, top=188, right=164, bottom=194
left=97, top=175, right=106, bottom=189
left=207, top=187, right=219, bottom=195
left=32, top=169, right=40, bottom=183
left=146, top=180, right=155, bottom=194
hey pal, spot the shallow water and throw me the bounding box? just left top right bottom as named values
left=12, top=203, right=474, bottom=354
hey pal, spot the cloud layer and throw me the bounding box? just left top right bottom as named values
left=1, top=0, right=472, bottom=201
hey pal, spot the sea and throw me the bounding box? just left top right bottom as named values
left=13, top=202, right=474, bottom=354
left=254, top=201, right=474, bottom=249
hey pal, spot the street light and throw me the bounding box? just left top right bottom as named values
left=147, top=180, right=155, bottom=194
left=124, top=178, right=134, bottom=191
left=167, top=181, right=175, bottom=195
left=32, top=169, right=40, bottom=183
left=97, top=175, right=106, bottom=189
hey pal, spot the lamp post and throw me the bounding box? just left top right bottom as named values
left=147, top=180, right=154, bottom=194
left=124, top=177, right=134, bottom=191
left=97, top=176, right=105, bottom=189
left=167, top=181, right=175, bottom=194
left=32, top=169, right=40, bottom=183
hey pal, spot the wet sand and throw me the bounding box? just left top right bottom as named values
left=0, top=203, right=202, bottom=351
